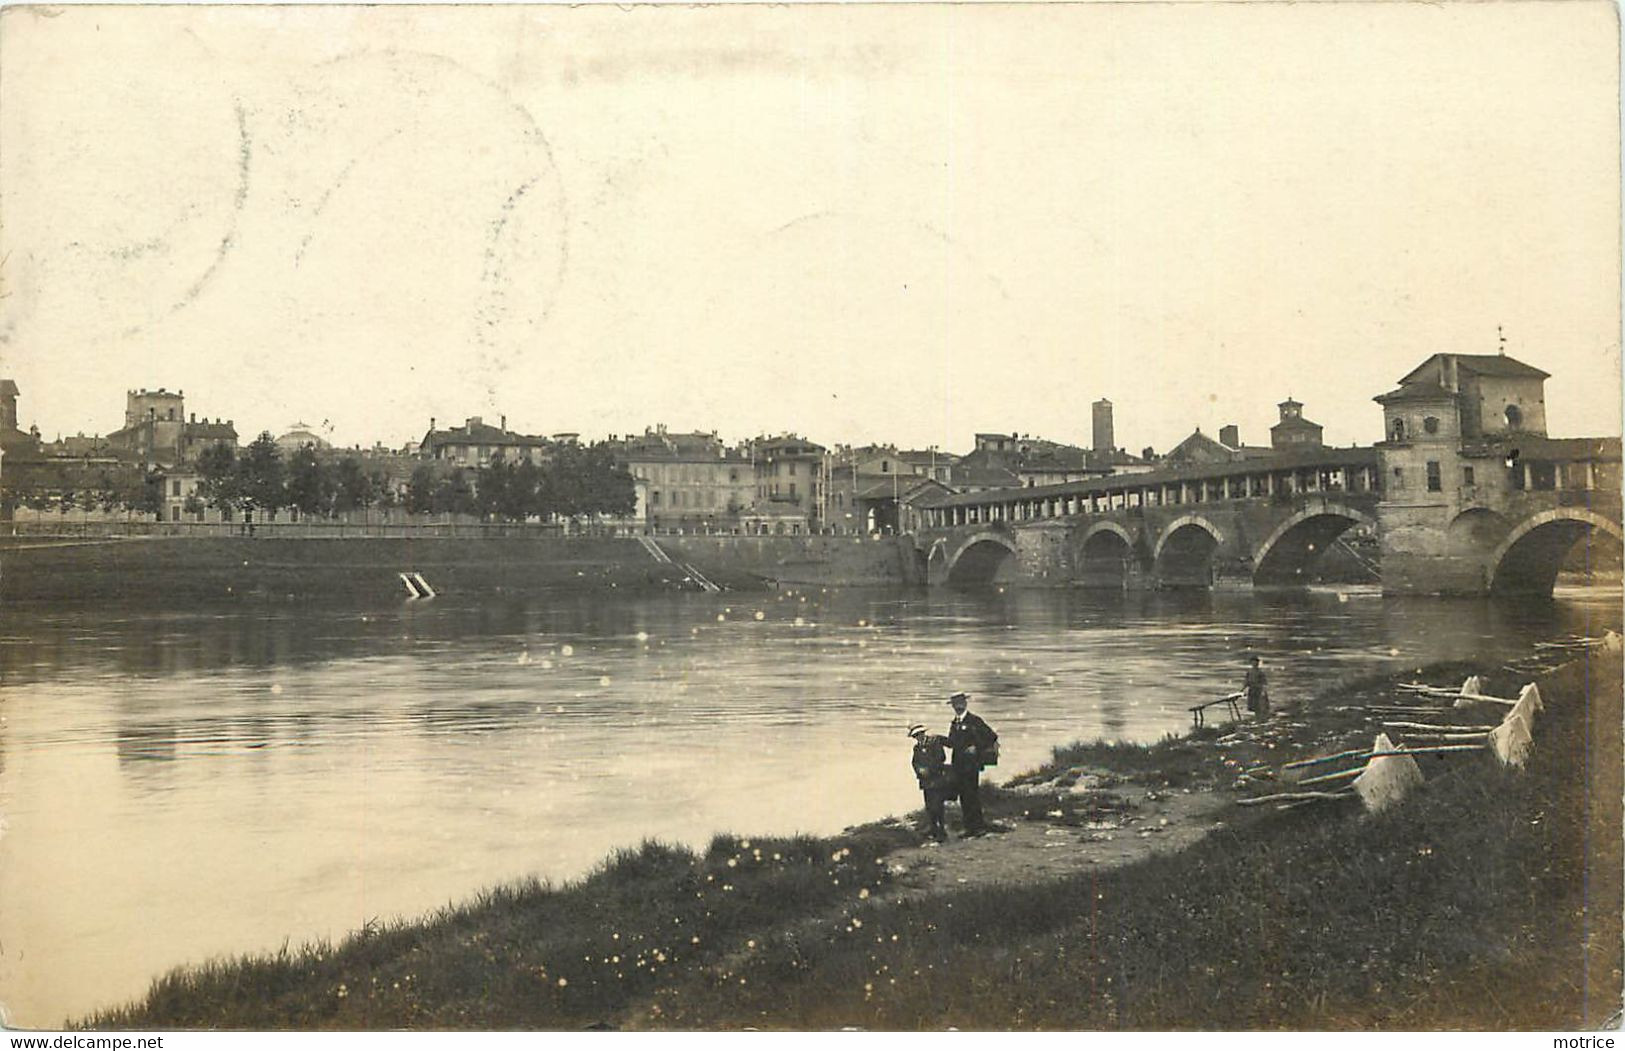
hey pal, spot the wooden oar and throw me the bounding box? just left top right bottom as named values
left=1397, top=684, right=1518, bottom=705
left=1369, top=745, right=1484, bottom=757
left=1237, top=790, right=1357, bottom=807
left=1296, top=766, right=1366, bottom=788
left=1282, top=748, right=1369, bottom=771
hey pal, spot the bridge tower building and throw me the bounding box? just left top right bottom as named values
left=1374, top=352, right=1620, bottom=594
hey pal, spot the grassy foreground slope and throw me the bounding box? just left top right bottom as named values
left=85, top=653, right=1622, bottom=1031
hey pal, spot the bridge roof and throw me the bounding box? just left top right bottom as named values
left=1400, top=353, right=1550, bottom=384
left=1375, top=384, right=1457, bottom=405
left=1458, top=435, right=1621, bottom=461
left=915, top=446, right=1379, bottom=507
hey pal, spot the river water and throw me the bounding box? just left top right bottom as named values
left=0, top=584, right=1618, bottom=1026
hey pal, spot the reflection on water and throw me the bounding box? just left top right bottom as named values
left=1, top=585, right=1619, bottom=1025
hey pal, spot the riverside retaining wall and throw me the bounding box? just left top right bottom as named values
left=0, top=534, right=922, bottom=605
left=660, top=535, right=922, bottom=588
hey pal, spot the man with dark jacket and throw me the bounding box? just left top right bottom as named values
left=908, top=724, right=953, bottom=842
left=1244, top=656, right=1270, bottom=719
left=946, top=691, right=997, bottom=837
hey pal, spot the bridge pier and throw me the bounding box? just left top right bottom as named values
left=1377, top=493, right=1622, bottom=596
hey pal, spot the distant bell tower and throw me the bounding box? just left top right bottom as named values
left=1270, top=396, right=1324, bottom=449
left=1091, top=399, right=1114, bottom=453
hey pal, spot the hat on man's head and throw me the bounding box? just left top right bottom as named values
left=947, top=691, right=969, bottom=704
left=907, top=724, right=927, bottom=738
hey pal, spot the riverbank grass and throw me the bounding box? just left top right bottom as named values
left=85, top=653, right=1621, bottom=1031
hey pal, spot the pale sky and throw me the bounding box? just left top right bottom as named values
left=1, top=2, right=1619, bottom=456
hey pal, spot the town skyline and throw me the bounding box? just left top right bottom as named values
left=0, top=370, right=1418, bottom=459
left=1, top=4, right=1619, bottom=457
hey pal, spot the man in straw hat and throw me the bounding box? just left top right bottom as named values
left=946, top=691, right=998, bottom=837
left=908, top=724, right=953, bottom=843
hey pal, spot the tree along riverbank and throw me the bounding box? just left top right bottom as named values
left=82, top=648, right=1621, bottom=1031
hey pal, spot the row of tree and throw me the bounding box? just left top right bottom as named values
left=0, top=465, right=164, bottom=516
left=196, top=435, right=397, bottom=518
left=402, top=443, right=637, bottom=521
left=197, top=434, right=637, bottom=522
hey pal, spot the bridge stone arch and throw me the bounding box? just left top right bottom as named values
left=1251, top=502, right=1378, bottom=587
left=1488, top=509, right=1624, bottom=596
left=1447, top=507, right=1512, bottom=551
left=1080, top=521, right=1138, bottom=550
left=945, top=532, right=1019, bottom=588
left=1153, top=515, right=1226, bottom=589
left=1075, top=521, right=1144, bottom=590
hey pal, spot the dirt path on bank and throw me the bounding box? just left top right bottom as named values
left=879, top=782, right=1232, bottom=896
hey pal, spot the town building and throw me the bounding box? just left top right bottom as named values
left=1086, top=399, right=1155, bottom=476
left=1379, top=353, right=1550, bottom=444
left=275, top=423, right=331, bottom=455
left=1270, top=398, right=1324, bottom=450
left=601, top=426, right=753, bottom=533
left=1087, top=447, right=1157, bottom=476
left=953, top=433, right=1070, bottom=490
left=0, top=379, right=44, bottom=466
left=895, top=448, right=958, bottom=485
left=744, top=434, right=826, bottom=534
left=1163, top=427, right=1275, bottom=466
left=418, top=415, right=553, bottom=467
left=1164, top=401, right=1325, bottom=467
left=1092, top=398, right=1115, bottom=455
left=105, top=388, right=238, bottom=467
left=953, top=431, right=1148, bottom=490
left=161, top=467, right=212, bottom=523
left=821, top=445, right=957, bottom=534
left=46, top=433, right=116, bottom=459
left=1, top=380, right=160, bottom=523
left=949, top=459, right=1022, bottom=493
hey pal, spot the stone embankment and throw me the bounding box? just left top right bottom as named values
left=0, top=534, right=922, bottom=604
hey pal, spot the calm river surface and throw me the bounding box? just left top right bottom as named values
left=1, top=584, right=1619, bottom=1025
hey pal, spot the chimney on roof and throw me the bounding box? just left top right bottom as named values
left=430, top=417, right=436, bottom=431
left=500, top=415, right=507, bottom=431
left=190, top=413, right=196, bottom=424
left=1142, top=446, right=1155, bottom=461
left=1219, top=424, right=1239, bottom=448
left=467, top=416, right=482, bottom=429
